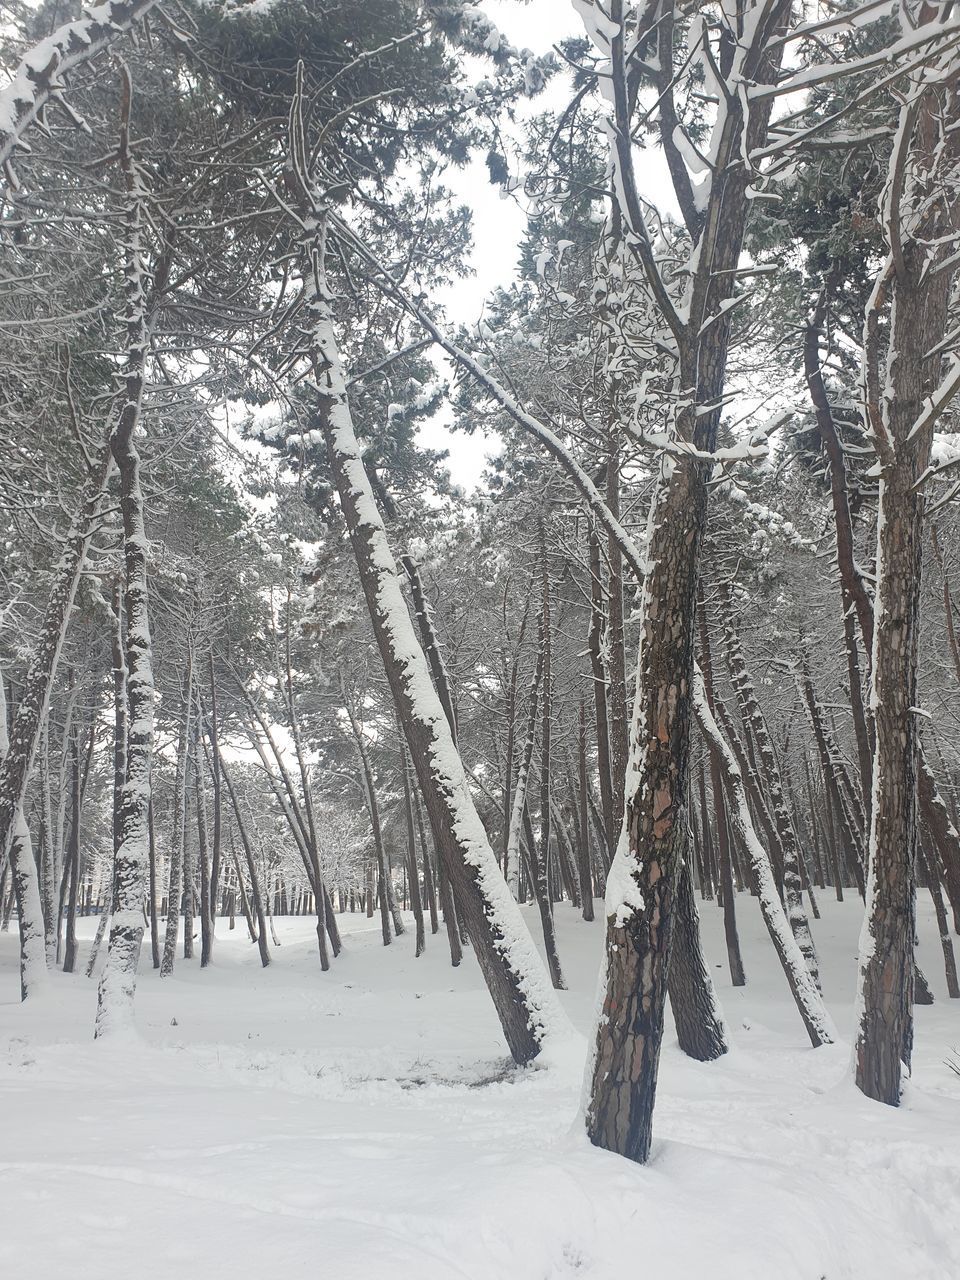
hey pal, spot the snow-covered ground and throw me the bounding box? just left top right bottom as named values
left=2, top=896, right=959, bottom=1279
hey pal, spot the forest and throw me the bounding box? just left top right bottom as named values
left=2, top=0, right=960, bottom=1276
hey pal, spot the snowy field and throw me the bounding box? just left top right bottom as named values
left=2, top=898, right=959, bottom=1280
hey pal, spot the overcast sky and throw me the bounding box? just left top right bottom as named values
left=418, top=1, right=581, bottom=488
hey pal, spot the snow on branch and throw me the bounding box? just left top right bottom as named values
left=0, top=0, right=163, bottom=171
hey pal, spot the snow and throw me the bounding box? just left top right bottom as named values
left=2, top=900, right=960, bottom=1278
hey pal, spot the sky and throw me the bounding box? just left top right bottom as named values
left=418, top=1, right=582, bottom=489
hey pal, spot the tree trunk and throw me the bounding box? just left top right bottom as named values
left=855, top=65, right=960, bottom=1105
left=576, top=701, right=596, bottom=920
left=694, top=673, right=835, bottom=1048
left=401, top=743, right=425, bottom=957
left=719, top=587, right=820, bottom=989
left=62, top=723, right=82, bottom=974
left=697, top=600, right=745, bottom=985
left=96, top=84, right=163, bottom=1035
left=588, top=526, right=617, bottom=858
left=220, top=758, right=270, bottom=967
left=304, top=198, right=562, bottom=1061
left=667, top=850, right=728, bottom=1060
left=161, top=652, right=194, bottom=977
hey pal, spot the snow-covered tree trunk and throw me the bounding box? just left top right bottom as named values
left=693, top=672, right=835, bottom=1048
left=855, top=67, right=960, bottom=1103
left=95, top=78, right=159, bottom=1035
left=61, top=722, right=83, bottom=973
left=0, top=668, right=47, bottom=1000
left=161, top=652, right=193, bottom=976
left=414, top=791, right=439, bottom=936
left=576, top=701, right=595, bottom=921
left=798, top=662, right=866, bottom=896
left=87, top=584, right=127, bottom=978
left=505, top=636, right=543, bottom=903
left=297, top=190, right=566, bottom=1063
left=719, top=588, right=820, bottom=990
left=38, top=722, right=56, bottom=966
left=697, top=601, right=744, bottom=985
left=205, top=654, right=222, bottom=963
left=532, top=559, right=565, bottom=990
left=805, top=307, right=875, bottom=816
left=583, top=0, right=791, bottom=1163
left=587, top=527, right=616, bottom=858
left=195, top=728, right=212, bottom=971
left=0, top=448, right=110, bottom=877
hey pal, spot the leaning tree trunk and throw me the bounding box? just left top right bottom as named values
left=697, top=599, right=745, bottom=986
left=0, top=446, right=111, bottom=880
left=296, top=184, right=564, bottom=1062
left=694, top=672, right=835, bottom=1048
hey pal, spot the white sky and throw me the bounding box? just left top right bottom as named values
left=418, top=0, right=581, bottom=488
